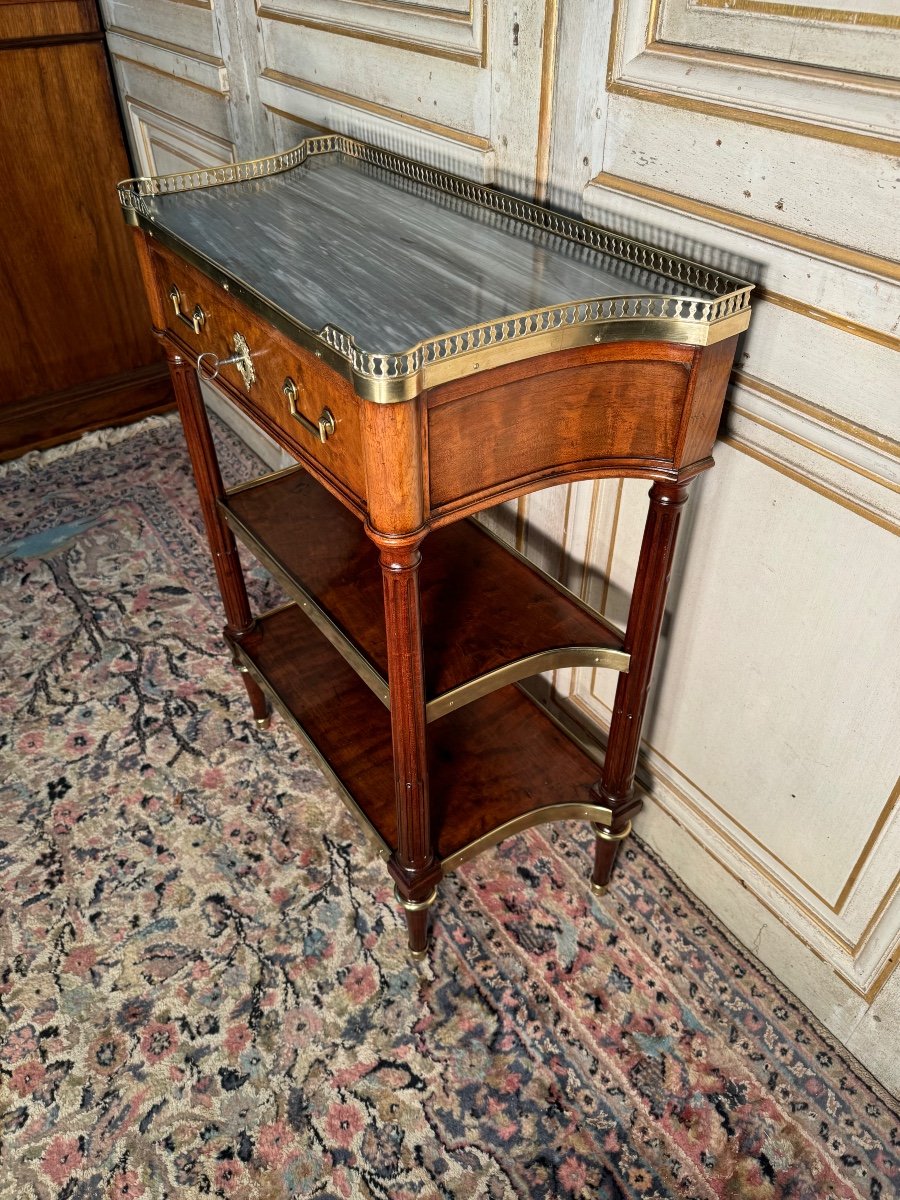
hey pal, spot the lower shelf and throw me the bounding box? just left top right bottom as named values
left=229, top=603, right=614, bottom=871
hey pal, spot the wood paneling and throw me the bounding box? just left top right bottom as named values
left=0, top=8, right=170, bottom=455
left=0, top=0, right=97, bottom=43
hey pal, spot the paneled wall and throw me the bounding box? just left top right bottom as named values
left=99, top=0, right=899, bottom=1090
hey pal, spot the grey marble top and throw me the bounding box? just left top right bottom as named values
left=146, top=153, right=715, bottom=354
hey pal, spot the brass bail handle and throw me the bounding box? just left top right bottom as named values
left=283, top=376, right=336, bottom=443
left=168, top=284, right=206, bottom=335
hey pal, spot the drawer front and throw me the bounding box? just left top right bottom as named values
left=426, top=344, right=693, bottom=517
left=149, top=243, right=367, bottom=504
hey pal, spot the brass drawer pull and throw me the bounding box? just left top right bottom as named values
left=283, top=376, right=336, bottom=443
left=168, top=284, right=206, bottom=334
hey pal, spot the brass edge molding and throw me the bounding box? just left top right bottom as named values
left=534, top=0, right=560, bottom=203
left=722, top=433, right=900, bottom=535
left=758, top=289, right=900, bottom=356
left=688, top=0, right=900, bottom=30
left=426, top=645, right=630, bottom=722
left=729, top=403, right=900, bottom=496
left=256, top=3, right=487, bottom=67
left=587, top=171, right=900, bottom=283
left=224, top=462, right=307, bottom=495
left=120, top=134, right=752, bottom=401
left=441, top=802, right=615, bottom=873
left=259, top=69, right=493, bottom=149
left=733, top=369, right=900, bottom=461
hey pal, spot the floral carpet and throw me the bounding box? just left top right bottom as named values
left=0, top=414, right=896, bottom=1200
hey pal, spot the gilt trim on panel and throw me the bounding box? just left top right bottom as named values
left=260, top=67, right=493, bottom=147
left=587, top=171, right=900, bottom=282
left=533, top=0, right=560, bottom=201
left=257, top=0, right=489, bottom=66
left=106, top=28, right=228, bottom=92
left=566, top=683, right=899, bottom=1000
left=722, top=435, right=900, bottom=536
left=686, top=0, right=900, bottom=29
left=607, top=0, right=900, bottom=155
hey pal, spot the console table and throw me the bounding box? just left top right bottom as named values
left=119, top=135, right=752, bottom=958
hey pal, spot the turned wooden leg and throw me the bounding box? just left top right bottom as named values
left=169, top=354, right=270, bottom=727
left=376, top=534, right=442, bottom=957
left=592, top=480, right=692, bottom=890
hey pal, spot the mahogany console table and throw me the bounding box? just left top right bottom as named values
left=119, top=136, right=752, bottom=958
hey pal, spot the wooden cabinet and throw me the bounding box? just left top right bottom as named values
left=0, top=0, right=170, bottom=459
left=121, top=134, right=752, bottom=960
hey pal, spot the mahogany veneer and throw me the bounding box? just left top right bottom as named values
left=229, top=605, right=605, bottom=866
left=120, top=134, right=751, bottom=959
left=0, top=1, right=170, bottom=459
left=222, top=466, right=626, bottom=714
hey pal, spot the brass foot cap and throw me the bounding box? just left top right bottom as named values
left=408, top=946, right=429, bottom=962
left=591, top=881, right=609, bottom=897
left=255, top=714, right=272, bottom=730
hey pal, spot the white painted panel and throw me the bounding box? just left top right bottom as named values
left=658, top=0, right=900, bottom=78
left=123, top=98, right=235, bottom=176
left=258, top=0, right=485, bottom=60
left=112, top=60, right=235, bottom=148
left=616, top=44, right=899, bottom=142
left=602, top=95, right=899, bottom=260
left=106, top=30, right=228, bottom=93
left=259, top=20, right=489, bottom=136
left=613, top=444, right=900, bottom=905
left=736, top=304, right=900, bottom=445
left=102, top=0, right=222, bottom=59
left=582, top=176, right=900, bottom=339
left=613, top=0, right=899, bottom=140
left=256, top=73, right=495, bottom=177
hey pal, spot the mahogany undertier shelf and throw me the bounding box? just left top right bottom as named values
left=119, top=132, right=752, bottom=958
left=229, top=604, right=613, bottom=870
left=222, top=466, right=629, bottom=719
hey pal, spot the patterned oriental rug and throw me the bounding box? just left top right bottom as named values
left=0, top=414, right=896, bottom=1200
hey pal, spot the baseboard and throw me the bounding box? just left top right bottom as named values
left=0, top=362, right=174, bottom=460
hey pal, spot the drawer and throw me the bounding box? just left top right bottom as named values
left=148, top=243, right=367, bottom=504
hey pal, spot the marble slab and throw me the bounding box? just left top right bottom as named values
left=148, top=153, right=713, bottom=353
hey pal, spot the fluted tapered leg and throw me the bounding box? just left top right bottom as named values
left=592, top=480, right=692, bottom=892
left=168, top=355, right=270, bottom=727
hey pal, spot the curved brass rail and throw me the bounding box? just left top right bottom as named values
left=119, top=133, right=753, bottom=403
